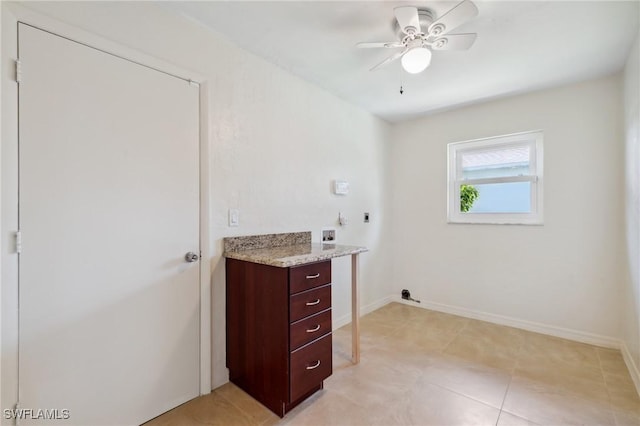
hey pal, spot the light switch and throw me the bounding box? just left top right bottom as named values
left=229, top=209, right=239, bottom=227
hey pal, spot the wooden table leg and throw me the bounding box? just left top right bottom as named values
left=351, top=253, right=360, bottom=364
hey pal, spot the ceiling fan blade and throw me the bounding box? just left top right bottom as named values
left=356, top=42, right=404, bottom=49
left=394, top=6, right=421, bottom=35
left=431, top=33, right=477, bottom=51
left=370, top=48, right=408, bottom=71
left=428, top=0, right=478, bottom=36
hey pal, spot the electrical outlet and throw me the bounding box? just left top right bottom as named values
left=322, top=228, right=336, bottom=243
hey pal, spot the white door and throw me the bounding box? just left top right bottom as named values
left=17, top=24, right=200, bottom=425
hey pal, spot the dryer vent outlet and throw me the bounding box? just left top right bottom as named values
left=401, top=289, right=421, bottom=303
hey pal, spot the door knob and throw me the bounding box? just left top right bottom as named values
left=185, top=252, right=199, bottom=263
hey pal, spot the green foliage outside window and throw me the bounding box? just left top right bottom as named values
left=460, top=184, right=479, bottom=212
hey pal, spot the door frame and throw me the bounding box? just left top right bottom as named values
left=1, top=3, right=212, bottom=413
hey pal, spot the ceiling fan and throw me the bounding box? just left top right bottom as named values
left=357, top=0, right=478, bottom=73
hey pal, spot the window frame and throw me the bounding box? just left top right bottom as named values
left=447, top=130, right=544, bottom=225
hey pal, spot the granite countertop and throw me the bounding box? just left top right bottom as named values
left=223, top=232, right=368, bottom=268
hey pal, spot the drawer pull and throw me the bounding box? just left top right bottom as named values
left=306, top=360, right=321, bottom=370
left=306, top=299, right=321, bottom=306
left=306, top=273, right=320, bottom=279
left=306, top=324, right=321, bottom=333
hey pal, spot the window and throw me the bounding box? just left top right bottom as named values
left=447, top=130, right=543, bottom=225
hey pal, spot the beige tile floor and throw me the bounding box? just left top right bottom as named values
left=145, top=303, right=640, bottom=426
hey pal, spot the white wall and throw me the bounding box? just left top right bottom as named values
left=391, top=75, right=625, bottom=342
left=1, top=1, right=392, bottom=411
left=622, top=30, right=640, bottom=385
left=2, top=2, right=636, bottom=417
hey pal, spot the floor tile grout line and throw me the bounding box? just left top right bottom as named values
left=149, top=302, right=639, bottom=426
left=498, top=326, right=520, bottom=422
left=595, top=344, right=619, bottom=417
left=495, top=373, right=514, bottom=426
left=421, top=378, right=506, bottom=413
left=594, top=347, right=623, bottom=425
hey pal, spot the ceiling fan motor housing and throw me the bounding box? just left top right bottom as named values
left=394, top=9, right=435, bottom=38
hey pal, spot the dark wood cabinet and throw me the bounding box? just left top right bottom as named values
left=226, top=258, right=333, bottom=417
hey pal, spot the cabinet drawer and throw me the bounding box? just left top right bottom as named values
left=290, top=334, right=332, bottom=403
left=290, top=309, right=331, bottom=351
left=289, top=261, right=331, bottom=295
left=290, top=285, right=331, bottom=323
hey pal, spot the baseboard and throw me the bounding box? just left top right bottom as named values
left=332, top=295, right=393, bottom=330
left=621, top=342, right=640, bottom=396
left=329, top=294, right=640, bottom=397
left=391, top=296, right=621, bottom=349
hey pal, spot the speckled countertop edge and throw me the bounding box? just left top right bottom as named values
left=223, top=232, right=367, bottom=268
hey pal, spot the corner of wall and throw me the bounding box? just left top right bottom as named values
left=622, top=28, right=640, bottom=396
left=621, top=341, right=640, bottom=396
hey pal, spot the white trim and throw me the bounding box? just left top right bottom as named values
left=6, top=3, right=205, bottom=84
left=1, top=4, right=20, bottom=414
left=198, top=81, right=212, bottom=395
left=1, top=2, right=212, bottom=412
left=462, top=175, right=537, bottom=186
left=449, top=129, right=545, bottom=150
left=621, top=342, right=640, bottom=396
left=0, top=2, right=4, bottom=414
left=333, top=295, right=393, bottom=330
left=391, top=296, right=620, bottom=349
left=447, top=130, right=544, bottom=225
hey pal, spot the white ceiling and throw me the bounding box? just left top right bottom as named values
left=165, top=1, right=639, bottom=123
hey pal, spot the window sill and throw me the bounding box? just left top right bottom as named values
left=447, top=214, right=543, bottom=225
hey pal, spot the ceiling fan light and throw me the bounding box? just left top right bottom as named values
left=401, top=47, right=432, bottom=74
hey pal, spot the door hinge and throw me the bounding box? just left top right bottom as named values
left=15, top=230, right=22, bottom=254
left=15, top=60, right=22, bottom=83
